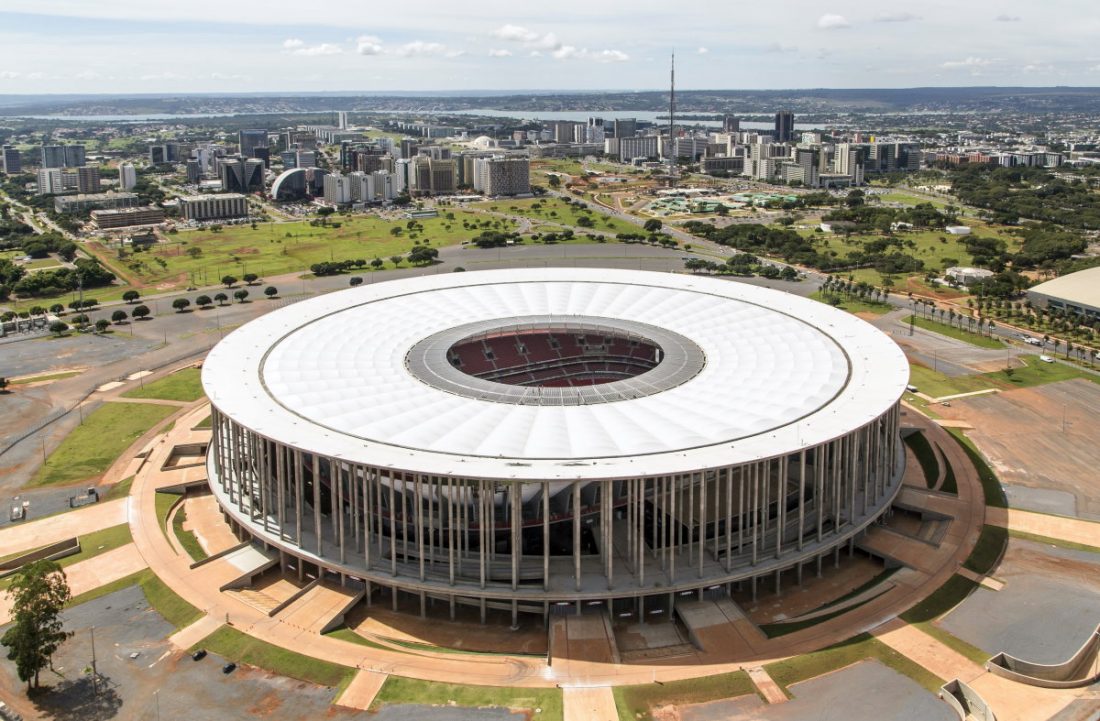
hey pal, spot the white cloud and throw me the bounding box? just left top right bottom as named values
left=356, top=35, right=383, bottom=55
left=282, top=38, right=304, bottom=49
left=292, top=43, right=343, bottom=56
left=995, top=14, right=1021, bottom=21
left=139, top=72, right=184, bottom=81
left=491, top=24, right=560, bottom=50
left=1022, top=63, right=1053, bottom=74
left=941, top=56, right=993, bottom=69
left=817, top=14, right=850, bottom=29
left=697, top=47, right=708, bottom=54
left=875, top=12, right=920, bottom=22
left=588, top=49, right=629, bottom=63
left=529, top=50, right=542, bottom=57
left=488, top=49, right=512, bottom=57
left=74, top=70, right=101, bottom=79
left=763, top=42, right=798, bottom=53
left=550, top=45, right=628, bottom=62
left=211, top=72, right=249, bottom=80
left=0, top=71, right=20, bottom=79
left=393, top=41, right=448, bottom=57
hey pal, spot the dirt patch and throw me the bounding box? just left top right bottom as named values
left=855, top=311, right=880, bottom=321
left=230, top=247, right=261, bottom=255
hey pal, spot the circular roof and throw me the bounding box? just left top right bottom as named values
left=203, top=269, right=908, bottom=480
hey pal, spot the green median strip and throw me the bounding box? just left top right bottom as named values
left=373, top=675, right=563, bottom=721
left=191, top=626, right=355, bottom=688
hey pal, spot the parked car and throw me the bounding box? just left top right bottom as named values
left=1039, top=355, right=1055, bottom=363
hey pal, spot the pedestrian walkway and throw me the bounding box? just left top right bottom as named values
left=335, top=670, right=388, bottom=711
left=0, top=498, right=128, bottom=557
left=563, top=687, right=617, bottom=721
left=872, top=617, right=984, bottom=683
left=168, top=614, right=224, bottom=651
left=0, top=543, right=146, bottom=622
left=746, top=665, right=787, bottom=704
left=986, top=507, right=1100, bottom=548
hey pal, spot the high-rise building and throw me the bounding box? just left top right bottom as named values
left=336, top=111, right=349, bottom=130
left=36, top=168, right=64, bottom=195
left=723, top=115, right=740, bottom=133
left=238, top=130, right=269, bottom=159
left=149, top=143, right=182, bottom=165
left=76, top=166, right=101, bottom=193
left=613, top=118, right=638, bottom=139
left=774, top=111, right=795, bottom=143
left=2, top=145, right=21, bottom=174
left=118, top=162, right=137, bottom=190
left=41, top=144, right=84, bottom=168
left=618, top=136, right=659, bottom=162
left=474, top=156, right=531, bottom=196
left=218, top=158, right=265, bottom=193
left=252, top=146, right=271, bottom=168
left=322, top=173, right=352, bottom=205
left=185, top=160, right=202, bottom=184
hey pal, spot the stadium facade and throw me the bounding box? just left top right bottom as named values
left=202, top=269, right=909, bottom=623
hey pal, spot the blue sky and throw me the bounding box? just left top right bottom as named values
left=0, top=1, right=1097, bottom=93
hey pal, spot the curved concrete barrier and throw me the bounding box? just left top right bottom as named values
left=939, top=679, right=996, bottom=721
left=986, top=623, right=1100, bottom=689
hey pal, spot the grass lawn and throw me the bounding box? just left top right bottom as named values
left=140, top=572, right=203, bottom=629
left=193, top=414, right=213, bottom=429
left=172, top=503, right=208, bottom=562
left=906, top=315, right=1003, bottom=349
left=194, top=626, right=355, bottom=688
left=372, top=676, right=562, bottom=721
left=899, top=574, right=989, bottom=665
left=29, top=402, right=176, bottom=487
left=323, top=626, right=388, bottom=650
left=908, top=364, right=998, bottom=399
left=764, top=633, right=943, bottom=694
left=964, top=524, right=1008, bottom=576
left=809, top=290, right=893, bottom=316
left=100, top=211, right=511, bottom=291
left=613, top=671, right=756, bottom=721
left=945, top=429, right=1008, bottom=508
left=904, top=432, right=940, bottom=489
left=155, top=491, right=179, bottom=540
left=103, top=475, right=135, bottom=501
left=998, top=355, right=1100, bottom=388
left=1008, top=529, right=1100, bottom=555
left=472, top=196, right=640, bottom=236
left=122, top=366, right=204, bottom=402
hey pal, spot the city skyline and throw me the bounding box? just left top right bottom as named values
left=1, top=1, right=1097, bottom=93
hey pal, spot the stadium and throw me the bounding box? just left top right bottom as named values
left=201, top=268, right=909, bottom=625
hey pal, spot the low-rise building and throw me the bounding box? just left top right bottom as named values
left=178, top=193, right=249, bottom=222
left=54, top=192, right=138, bottom=214
left=1027, top=267, right=1100, bottom=320
left=91, top=206, right=166, bottom=229
left=945, top=266, right=994, bottom=286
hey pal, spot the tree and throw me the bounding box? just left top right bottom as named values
left=264, top=286, right=277, bottom=299
left=172, top=298, right=191, bottom=313
left=48, top=320, right=68, bottom=336
left=221, top=275, right=237, bottom=288
left=643, top=219, right=663, bottom=233
left=111, top=309, right=127, bottom=324
left=1, top=560, right=72, bottom=690
left=132, top=304, right=150, bottom=320
left=214, top=292, right=228, bottom=306
left=122, top=290, right=140, bottom=304
left=48, top=304, right=63, bottom=315
left=195, top=295, right=212, bottom=309
left=243, top=273, right=259, bottom=285
left=389, top=255, right=403, bottom=267
left=370, top=258, right=383, bottom=270
left=233, top=289, right=249, bottom=303
left=94, top=318, right=110, bottom=333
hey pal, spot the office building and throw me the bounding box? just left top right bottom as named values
left=36, top=168, right=64, bottom=195
left=118, top=162, right=137, bottom=191
left=185, top=160, right=202, bottom=185
left=91, top=206, right=166, bottom=229
left=723, top=115, right=740, bottom=133
left=2, top=145, right=21, bottom=174
left=149, top=143, right=182, bottom=165
left=238, top=130, right=269, bottom=159
left=613, top=118, right=638, bottom=139
left=618, top=136, right=659, bottom=162
left=774, top=111, right=795, bottom=143
left=41, top=144, right=85, bottom=169
left=54, top=192, right=138, bottom=215
left=218, top=158, right=265, bottom=194
left=474, top=156, right=531, bottom=196
left=336, top=111, right=349, bottom=130
left=76, top=166, right=101, bottom=194
left=178, top=193, right=249, bottom=222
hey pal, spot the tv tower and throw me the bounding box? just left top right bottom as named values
left=668, top=52, right=677, bottom=186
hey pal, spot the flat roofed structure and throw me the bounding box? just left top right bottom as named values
left=203, top=269, right=909, bottom=623
left=1028, top=267, right=1100, bottom=319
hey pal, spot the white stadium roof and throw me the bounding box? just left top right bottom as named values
left=202, top=268, right=908, bottom=481
left=1028, top=266, right=1100, bottom=310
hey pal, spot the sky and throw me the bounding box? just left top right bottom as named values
left=1, top=0, right=1098, bottom=94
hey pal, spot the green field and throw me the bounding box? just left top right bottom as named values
left=10, top=370, right=82, bottom=385
left=122, top=366, right=204, bottom=402
left=372, top=676, right=562, bottom=721
left=30, top=402, right=176, bottom=487
left=764, top=633, right=943, bottom=694
left=910, top=355, right=1100, bottom=402
left=172, top=503, right=207, bottom=562
left=809, top=290, right=892, bottom=316
left=906, top=315, right=1003, bottom=349
left=613, top=671, right=757, bottom=721
left=99, top=211, right=516, bottom=289
left=471, top=196, right=640, bottom=236
left=194, top=626, right=355, bottom=688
